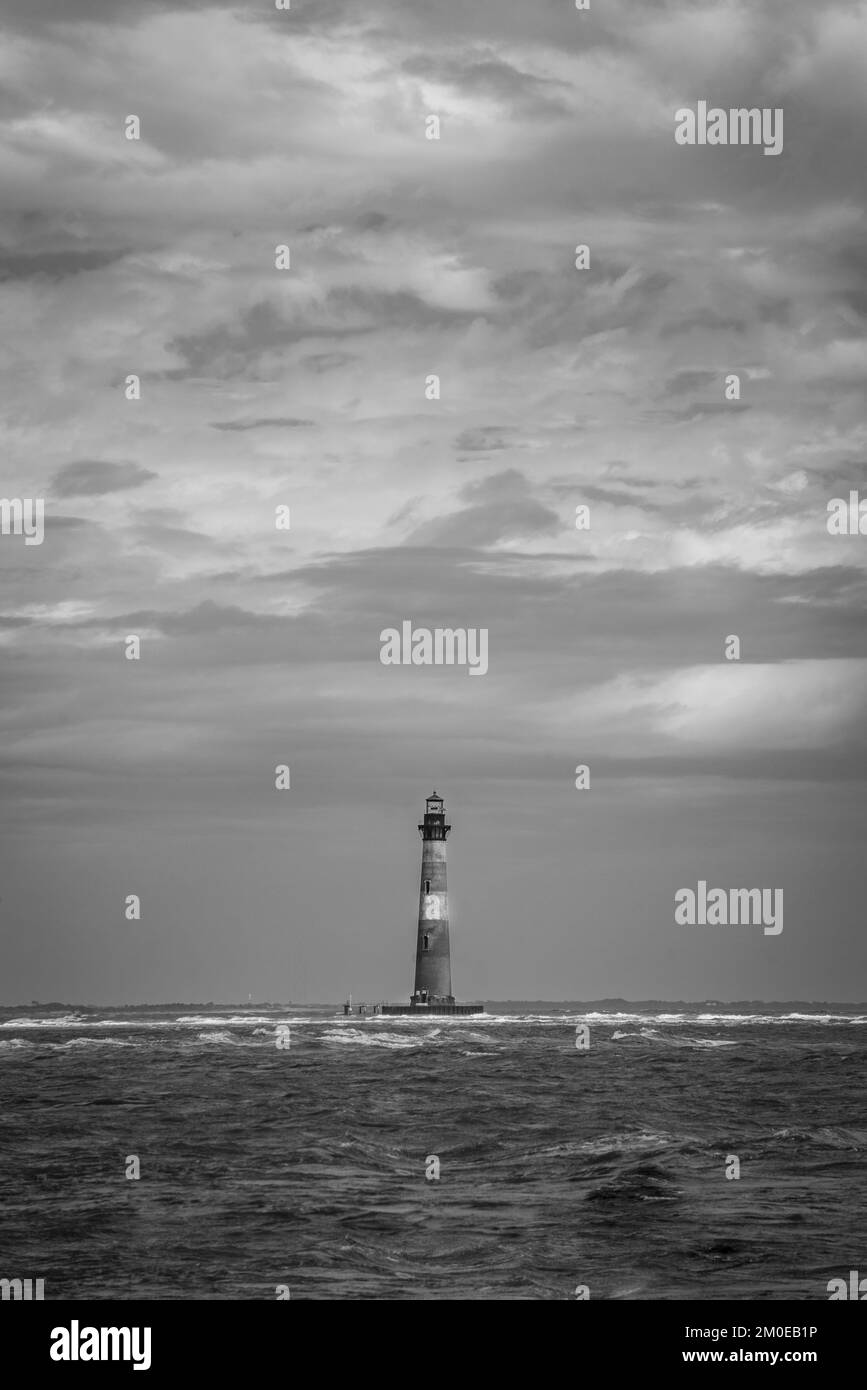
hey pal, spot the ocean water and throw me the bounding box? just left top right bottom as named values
left=1, top=1002, right=865, bottom=1300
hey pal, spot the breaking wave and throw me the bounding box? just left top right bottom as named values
left=320, top=1028, right=421, bottom=1049
left=612, top=1029, right=737, bottom=1048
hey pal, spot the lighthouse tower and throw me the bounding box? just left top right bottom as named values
left=379, top=791, right=483, bottom=1015
left=413, top=791, right=453, bottom=1004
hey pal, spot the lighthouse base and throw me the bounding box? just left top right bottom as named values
left=380, top=1001, right=485, bottom=1016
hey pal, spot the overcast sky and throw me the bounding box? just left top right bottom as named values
left=1, top=0, right=866, bottom=1004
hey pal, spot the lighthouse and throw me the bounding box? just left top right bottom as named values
left=413, top=791, right=453, bottom=1004
left=381, top=792, right=484, bottom=1016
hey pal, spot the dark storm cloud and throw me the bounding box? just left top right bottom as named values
left=51, top=461, right=158, bottom=497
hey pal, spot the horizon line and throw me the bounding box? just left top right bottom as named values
left=3, top=997, right=867, bottom=1010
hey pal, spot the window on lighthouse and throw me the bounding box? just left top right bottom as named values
left=423, top=934, right=430, bottom=951
left=424, top=879, right=430, bottom=894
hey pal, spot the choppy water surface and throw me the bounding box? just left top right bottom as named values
left=1, top=1002, right=865, bottom=1299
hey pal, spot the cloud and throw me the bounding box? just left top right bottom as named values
left=551, top=659, right=867, bottom=755
left=0, top=0, right=239, bottom=32
left=210, top=417, right=315, bottom=431
left=453, top=426, right=518, bottom=453
left=400, top=53, right=573, bottom=119
left=50, top=461, right=158, bottom=497
left=0, top=249, right=129, bottom=281
left=407, top=470, right=559, bottom=547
